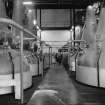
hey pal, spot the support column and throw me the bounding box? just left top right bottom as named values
left=73, top=9, right=76, bottom=43
left=73, top=9, right=77, bottom=73
left=40, top=9, right=41, bottom=28
left=68, top=9, right=73, bottom=71
left=0, top=0, right=7, bottom=29
left=49, top=47, right=50, bottom=67
left=39, top=9, right=43, bottom=77
left=12, top=0, right=24, bottom=103
left=50, top=47, right=52, bottom=65
left=40, top=41, right=43, bottom=77
left=15, top=31, right=24, bottom=104
left=20, top=31, right=24, bottom=104
left=35, top=9, right=37, bottom=36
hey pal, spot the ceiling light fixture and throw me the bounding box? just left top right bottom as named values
left=33, top=20, right=37, bottom=25
left=28, top=9, right=32, bottom=13
left=37, top=26, right=39, bottom=30
left=23, top=1, right=33, bottom=5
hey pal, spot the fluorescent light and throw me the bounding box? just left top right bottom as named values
left=37, top=26, right=39, bottom=30
left=33, top=19, right=37, bottom=25
left=23, top=1, right=33, bottom=5
left=72, top=26, right=74, bottom=29
left=88, top=5, right=93, bottom=10
left=28, top=9, right=32, bottom=13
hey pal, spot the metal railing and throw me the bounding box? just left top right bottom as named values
left=0, top=18, right=44, bottom=104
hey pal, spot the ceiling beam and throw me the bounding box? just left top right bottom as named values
left=41, top=27, right=70, bottom=30
left=27, top=4, right=88, bottom=9
left=24, top=0, right=101, bottom=9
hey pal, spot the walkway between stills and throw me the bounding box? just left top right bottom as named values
left=27, top=64, right=83, bottom=105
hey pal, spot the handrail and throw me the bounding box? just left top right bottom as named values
left=0, top=29, right=12, bottom=34
left=59, top=24, right=86, bottom=49
left=0, top=18, right=43, bottom=103
left=0, top=18, right=51, bottom=48
left=23, top=37, right=35, bottom=40
left=69, top=40, right=86, bottom=43
left=0, top=18, right=41, bottom=41
left=59, top=40, right=86, bottom=48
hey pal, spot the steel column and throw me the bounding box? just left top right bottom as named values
left=20, top=30, right=24, bottom=104
left=49, top=47, right=50, bottom=67
left=50, top=47, right=52, bottom=65
left=73, top=9, right=76, bottom=43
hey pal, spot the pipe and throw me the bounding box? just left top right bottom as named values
left=0, top=17, right=50, bottom=103
left=0, top=18, right=41, bottom=40
left=96, top=47, right=101, bottom=87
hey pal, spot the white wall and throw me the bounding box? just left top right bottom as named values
left=38, top=30, right=71, bottom=53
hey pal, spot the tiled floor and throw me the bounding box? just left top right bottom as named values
left=71, top=74, right=105, bottom=105
left=28, top=64, right=105, bottom=105
left=27, top=65, right=83, bottom=105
